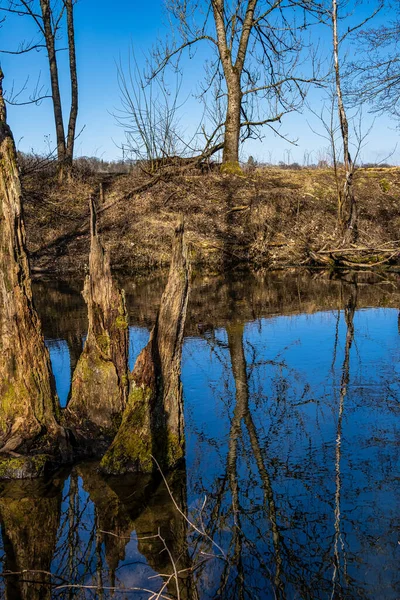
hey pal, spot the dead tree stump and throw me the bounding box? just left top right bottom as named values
left=65, top=197, right=128, bottom=451
left=100, top=218, right=190, bottom=474
left=0, top=69, right=70, bottom=475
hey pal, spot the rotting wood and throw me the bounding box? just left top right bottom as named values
left=100, top=217, right=190, bottom=474
left=0, top=68, right=71, bottom=474
left=65, top=196, right=129, bottom=451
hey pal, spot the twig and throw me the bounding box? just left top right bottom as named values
left=151, top=455, right=226, bottom=559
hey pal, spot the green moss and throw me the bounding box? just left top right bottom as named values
left=166, top=432, right=184, bottom=466
left=0, top=381, right=28, bottom=433
left=1, top=383, right=16, bottom=419
left=115, top=315, right=128, bottom=329
left=0, top=454, right=51, bottom=479
left=102, top=428, right=153, bottom=474
left=100, top=384, right=154, bottom=474
left=96, top=333, right=110, bottom=354
left=100, top=379, right=185, bottom=475
left=220, top=161, right=243, bottom=176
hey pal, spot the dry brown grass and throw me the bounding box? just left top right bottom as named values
left=22, top=165, right=400, bottom=274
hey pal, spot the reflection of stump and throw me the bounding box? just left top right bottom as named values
left=65, top=198, right=128, bottom=452
left=101, top=219, right=190, bottom=474
left=0, top=477, right=64, bottom=599
left=0, top=69, right=70, bottom=474
left=77, top=463, right=134, bottom=579
left=132, top=470, right=195, bottom=600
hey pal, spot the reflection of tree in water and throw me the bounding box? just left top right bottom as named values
left=0, top=476, right=66, bottom=600
left=224, top=324, right=284, bottom=599
left=186, top=288, right=382, bottom=600
left=0, top=463, right=196, bottom=599
left=186, top=323, right=305, bottom=598
left=52, top=464, right=195, bottom=598
left=331, top=281, right=357, bottom=599
left=0, top=275, right=398, bottom=599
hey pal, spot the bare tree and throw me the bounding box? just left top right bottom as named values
left=152, top=0, right=318, bottom=166
left=0, top=0, right=79, bottom=176
left=307, top=90, right=374, bottom=231
left=115, top=52, right=187, bottom=170
left=307, top=0, right=383, bottom=243
left=65, top=0, right=78, bottom=167
left=349, top=5, right=400, bottom=122
left=332, top=0, right=357, bottom=242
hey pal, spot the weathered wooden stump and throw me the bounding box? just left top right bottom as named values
left=100, top=218, right=190, bottom=474
left=64, top=197, right=129, bottom=452
left=0, top=69, right=71, bottom=476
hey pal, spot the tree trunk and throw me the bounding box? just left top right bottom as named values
left=332, top=0, right=358, bottom=243
left=39, top=0, right=66, bottom=169
left=0, top=69, right=70, bottom=474
left=223, top=74, right=242, bottom=165
left=65, top=197, right=129, bottom=452
left=100, top=218, right=190, bottom=474
left=211, top=0, right=256, bottom=167
left=65, top=0, right=78, bottom=168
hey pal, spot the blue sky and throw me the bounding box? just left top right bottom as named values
left=1, top=0, right=398, bottom=164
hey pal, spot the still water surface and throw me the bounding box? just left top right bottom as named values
left=0, top=271, right=399, bottom=599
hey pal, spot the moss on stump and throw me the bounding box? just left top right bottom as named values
left=100, top=219, right=190, bottom=475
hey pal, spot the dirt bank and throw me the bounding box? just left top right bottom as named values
left=22, top=166, right=400, bottom=274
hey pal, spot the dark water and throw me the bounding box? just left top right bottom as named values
left=0, top=271, right=399, bottom=599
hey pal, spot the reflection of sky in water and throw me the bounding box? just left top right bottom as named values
left=4, top=306, right=399, bottom=599
left=181, top=308, right=400, bottom=598
left=46, top=339, right=72, bottom=407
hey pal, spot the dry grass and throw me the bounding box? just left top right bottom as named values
left=22, top=165, right=400, bottom=274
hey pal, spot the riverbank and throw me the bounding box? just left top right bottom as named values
left=22, top=165, right=400, bottom=274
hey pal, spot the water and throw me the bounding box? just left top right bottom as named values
left=0, top=270, right=399, bottom=599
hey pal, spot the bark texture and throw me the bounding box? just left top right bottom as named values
left=65, top=197, right=128, bottom=449
left=100, top=219, right=190, bottom=474
left=0, top=69, right=70, bottom=469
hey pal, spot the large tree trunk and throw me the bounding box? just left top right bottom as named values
left=211, top=0, right=256, bottom=167
left=0, top=69, right=70, bottom=474
left=65, top=197, right=129, bottom=452
left=39, top=0, right=66, bottom=170
left=223, top=74, right=242, bottom=165
left=65, top=0, right=78, bottom=168
left=100, top=219, right=190, bottom=474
